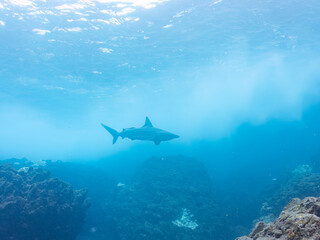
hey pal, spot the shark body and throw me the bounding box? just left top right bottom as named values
left=101, top=117, right=179, bottom=145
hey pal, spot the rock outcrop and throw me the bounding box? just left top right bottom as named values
left=236, top=197, right=320, bottom=240
left=0, top=164, right=90, bottom=240
left=103, top=156, right=223, bottom=240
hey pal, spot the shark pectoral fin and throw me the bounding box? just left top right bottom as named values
left=154, top=140, right=161, bottom=146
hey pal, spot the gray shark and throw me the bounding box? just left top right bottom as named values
left=101, top=117, right=179, bottom=145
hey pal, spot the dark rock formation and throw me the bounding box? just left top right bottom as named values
left=103, top=156, right=223, bottom=240
left=0, top=164, right=90, bottom=240
left=236, top=197, right=320, bottom=240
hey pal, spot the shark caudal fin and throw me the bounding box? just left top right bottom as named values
left=143, top=116, right=153, bottom=127
left=101, top=123, right=119, bottom=144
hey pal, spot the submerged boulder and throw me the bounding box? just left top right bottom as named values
left=104, top=156, right=223, bottom=240
left=0, top=164, right=90, bottom=240
left=236, top=197, right=320, bottom=240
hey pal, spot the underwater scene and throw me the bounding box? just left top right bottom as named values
left=1, top=0, right=320, bottom=239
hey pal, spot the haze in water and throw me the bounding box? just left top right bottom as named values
left=0, top=0, right=320, bottom=240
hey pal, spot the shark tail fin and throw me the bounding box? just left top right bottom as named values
left=101, top=123, right=119, bottom=144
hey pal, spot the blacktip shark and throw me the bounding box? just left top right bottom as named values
left=101, top=117, right=179, bottom=145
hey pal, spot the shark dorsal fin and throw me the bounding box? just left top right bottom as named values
left=143, top=117, right=153, bottom=127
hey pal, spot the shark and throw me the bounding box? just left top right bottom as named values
left=101, top=117, right=179, bottom=145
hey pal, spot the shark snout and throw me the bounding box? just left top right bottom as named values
left=171, top=133, right=180, bottom=139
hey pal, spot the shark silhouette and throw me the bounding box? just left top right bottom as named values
left=101, top=117, right=179, bottom=145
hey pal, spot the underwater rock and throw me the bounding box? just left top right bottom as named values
left=0, top=157, right=34, bottom=169
left=261, top=165, right=320, bottom=216
left=104, top=155, right=223, bottom=240
left=291, top=164, right=313, bottom=178
left=0, top=157, right=48, bottom=170
left=236, top=197, right=320, bottom=240
left=253, top=214, right=277, bottom=225
left=0, top=164, right=90, bottom=240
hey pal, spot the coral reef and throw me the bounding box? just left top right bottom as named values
left=172, top=208, right=199, bottom=230
left=103, top=156, right=223, bottom=240
left=236, top=197, right=320, bottom=240
left=0, top=164, right=90, bottom=240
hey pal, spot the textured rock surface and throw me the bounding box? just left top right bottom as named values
left=0, top=164, right=90, bottom=240
left=236, top=197, right=320, bottom=240
left=104, top=156, right=223, bottom=240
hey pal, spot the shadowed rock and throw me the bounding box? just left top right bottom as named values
left=0, top=164, right=90, bottom=240
left=103, top=156, right=223, bottom=240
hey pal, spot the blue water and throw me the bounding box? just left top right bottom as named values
left=1, top=0, right=320, bottom=239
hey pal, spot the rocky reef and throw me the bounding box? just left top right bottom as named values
left=4, top=157, right=319, bottom=240
left=260, top=165, right=320, bottom=217
left=0, top=164, right=90, bottom=240
left=236, top=197, right=320, bottom=240
left=103, top=156, right=223, bottom=240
